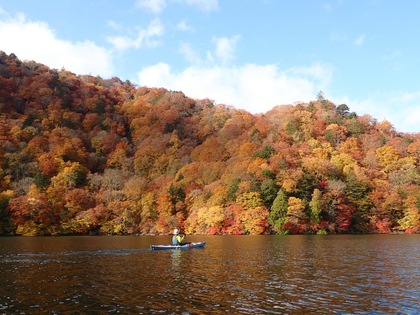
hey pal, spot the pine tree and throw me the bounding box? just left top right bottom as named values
left=268, top=189, right=288, bottom=233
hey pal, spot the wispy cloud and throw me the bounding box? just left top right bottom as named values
left=353, top=34, right=365, bottom=46
left=136, top=0, right=218, bottom=14
left=0, top=12, right=114, bottom=77
left=182, top=0, right=219, bottom=12
left=179, top=42, right=201, bottom=63
left=177, top=19, right=194, bottom=32
left=106, top=18, right=164, bottom=51
left=211, top=35, right=241, bottom=63
left=107, top=20, right=124, bottom=31
left=179, top=35, right=240, bottom=64
left=136, top=0, right=167, bottom=14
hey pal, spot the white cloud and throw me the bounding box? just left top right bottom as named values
left=401, top=91, right=420, bottom=102
left=107, top=20, right=124, bottom=31
left=182, top=0, right=219, bottom=12
left=179, top=35, right=240, bottom=64
left=179, top=42, right=201, bottom=63
left=403, top=105, right=420, bottom=129
left=136, top=62, right=331, bottom=114
left=136, top=0, right=167, bottom=14
left=286, top=63, right=333, bottom=89
left=392, top=92, right=420, bottom=132
left=211, top=35, right=240, bottom=63
left=177, top=20, right=193, bottom=32
left=353, top=34, right=365, bottom=46
left=138, top=31, right=330, bottom=114
left=106, top=18, right=164, bottom=51
left=136, top=0, right=218, bottom=13
left=0, top=13, right=114, bottom=77
left=334, top=91, right=420, bottom=133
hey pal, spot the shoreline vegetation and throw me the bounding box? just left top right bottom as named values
left=0, top=230, right=412, bottom=237
left=0, top=51, right=419, bottom=236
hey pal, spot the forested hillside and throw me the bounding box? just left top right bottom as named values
left=0, top=51, right=419, bottom=236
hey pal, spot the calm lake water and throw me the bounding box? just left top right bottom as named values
left=0, top=235, right=419, bottom=314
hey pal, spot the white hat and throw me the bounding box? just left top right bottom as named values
left=174, top=229, right=179, bottom=235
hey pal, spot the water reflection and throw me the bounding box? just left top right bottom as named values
left=171, top=249, right=182, bottom=269
left=0, top=235, right=419, bottom=314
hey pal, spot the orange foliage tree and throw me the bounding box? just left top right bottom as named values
left=0, top=51, right=419, bottom=236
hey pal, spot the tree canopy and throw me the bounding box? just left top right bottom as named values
left=0, top=51, right=419, bottom=236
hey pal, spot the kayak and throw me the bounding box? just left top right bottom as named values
left=150, top=241, right=206, bottom=250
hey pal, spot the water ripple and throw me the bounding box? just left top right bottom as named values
left=0, top=235, right=419, bottom=314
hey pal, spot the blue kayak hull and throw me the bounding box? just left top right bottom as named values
left=150, top=241, right=206, bottom=250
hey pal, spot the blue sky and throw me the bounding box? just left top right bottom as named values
left=0, top=0, right=419, bottom=133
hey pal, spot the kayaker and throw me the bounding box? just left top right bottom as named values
left=172, top=228, right=186, bottom=245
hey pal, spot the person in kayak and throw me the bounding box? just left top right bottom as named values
left=172, top=228, right=186, bottom=245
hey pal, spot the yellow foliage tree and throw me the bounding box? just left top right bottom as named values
left=236, top=192, right=263, bottom=209
left=338, top=137, right=363, bottom=161
left=241, top=206, right=269, bottom=235
left=397, top=195, right=420, bottom=232
left=309, top=189, right=322, bottom=225
left=376, top=145, right=400, bottom=173
left=279, top=168, right=304, bottom=193
left=205, top=183, right=228, bottom=206
left=312, top=147, right=330, bottom=159
left=302, top=157, right=340, bottom=180
left=193, top=205, right=224, bottom=234
left=331, top=153, right=357, bottom=175
left=140, top=192, right=157, bottom=226
left=51, top=162, right=88, bottom=189
left=285, top=197, right=306, bottom=226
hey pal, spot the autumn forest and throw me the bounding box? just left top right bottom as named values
left=0, top=51, right=419, bottom=236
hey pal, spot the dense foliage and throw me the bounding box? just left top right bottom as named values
left=0, top=51, right=419, bottom=236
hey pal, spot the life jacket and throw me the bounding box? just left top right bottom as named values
left=172, top=234, right=185, bottom=245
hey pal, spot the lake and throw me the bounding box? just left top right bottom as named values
left=0, top=235, right=419, bottom=314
